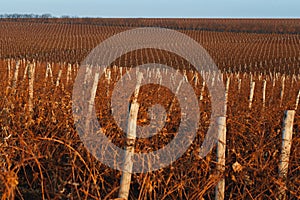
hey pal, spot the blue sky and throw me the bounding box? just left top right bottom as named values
left=0, top=0, right=299, bottom=18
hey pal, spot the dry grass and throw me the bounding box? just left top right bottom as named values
left=0, top=18, right=299, bottom=199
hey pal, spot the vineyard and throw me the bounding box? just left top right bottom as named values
left=0, top=18, right=300, bottom=199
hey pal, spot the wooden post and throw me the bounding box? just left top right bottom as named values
left=215, top=76, right=229, bottom=200
left=11, top=61, right=20, bottom=89
left=278, top=110, right=295, bottom=200
left=7, top=59, right=11, bottom=81
left=85, top=72, right=100, bottom=133
left=249, top=82, right=255, bottom=109
left=66, top=63, right=72, bottom=84
left=280, top=76, right=285, bottom=107
left=23, top=63, right=29, bottom=81
left=194, top=72, right=199, bottom=87
left=118, top=72, right=143, bottom=200
left=119, top=66, right=123, bottom=83
left=262, top=80, right=267, bottom=108
left=224, top=77, right=230, bottom=114
left=215, top=116, right=227, bottom=200
left=295, top=90, right=300, bottom=110
left=105, top=68, right=112, bottom=110
left=6, top=59, right=12, bottom=93
left=83, top=65, right=91, bottom=85
left=45, top=63, right=53, bottom=83
left=55, top=69, right=62, bottom=87
left=82, top=65, right=92, bottom=97
left=105, top=68, right=111, bottom=85
left=28, top=63, right=35, bottom=115
left=199, top=81, right=206, bottom=101
left=238, top=78, right=241, bottom=93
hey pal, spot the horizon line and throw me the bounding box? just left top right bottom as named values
left=0, top=13, right=299, bottom=19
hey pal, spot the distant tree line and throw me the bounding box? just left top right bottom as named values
left=0, top=13, right=72, bottom=18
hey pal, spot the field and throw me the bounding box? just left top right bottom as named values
left=0, top=18, right=300, bottom=199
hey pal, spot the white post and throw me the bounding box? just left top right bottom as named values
left=105, top=68, right=112, bottom=109
left=278, top=110, right=295, bottom=200
left=56, top=69, right=62, bottom=87
left=45, top=63, right=53, bottom=83
left=249, top=82, right=255, bottom=109
left=66, top=63, right=72, bottom=84
left=199, top=81, right=206, bottom=101
left=83, top=65, right=91, bottom=85
left=45, top=63, right=50, bottom=80
left=183, top=69, right=188, bottom=82
left=28, top=63, right=35, bottom=115
left=105, top=68, right=111, bottom=85
left=194, top=72, right=199, bottom=87
left=224, top=77, right=230, bottom=114
left=118, top=72, right=143, bottom=200
left=11, top=61, right=20, bottom=89
left=215, top=116, right=227, bottom=200
left=215, top=77, right=229, bottom=200
left=119, top=66, right=123, bottom=83
left=23, top=63, right=29, bottom=81
left=7, top=59, right=11, bottom=82
left=238, top=78, right=241, bottom=93
left=262, top=80, right=267, bottom=108
left=85, top=72, right=100, bottom=132
left=113, top=65, right=117, bottom=72
left=280, top=76, right=285, bottom=107
left=295, top=90, right=300, bottom=110
left=6, top=59, right=12, bottom=92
